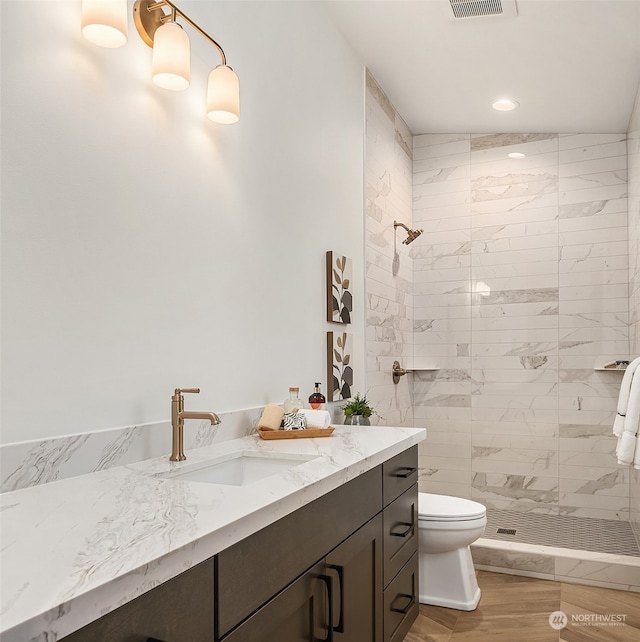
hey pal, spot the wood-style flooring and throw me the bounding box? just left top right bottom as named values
left=404, top=571, right=640, bottom=642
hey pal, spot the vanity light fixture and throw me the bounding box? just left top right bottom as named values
left=491, top=98, right=519, bottom=112
left=81, top=0, right=240, bottom=124
left=82, top=0, right=128, bottom=48
left=508, top=152, right=526, bottom=159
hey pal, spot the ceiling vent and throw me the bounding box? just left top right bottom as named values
left=447, top=0, right=518, bottom=19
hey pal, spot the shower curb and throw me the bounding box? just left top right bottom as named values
left=472, top=537, right=640, bottom=593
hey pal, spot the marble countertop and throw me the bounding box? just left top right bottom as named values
left=0, top=424, right=425, bottom=641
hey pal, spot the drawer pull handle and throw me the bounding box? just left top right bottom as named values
left=317, top=574, right=334, bottom=642
left=390, top=521, right=414, bottom=538
left=146, top=639, right=167, bottom=642
left=327, top=564, right=345, bottom=633
left=390, top=592, right=415, bottom=615
left=392, top=466, right=416, bottom=479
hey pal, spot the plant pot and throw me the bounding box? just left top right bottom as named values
left=344, top=415, right=370, bottom=426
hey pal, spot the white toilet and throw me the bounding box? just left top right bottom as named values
left=417, top=492, right=487, bottom=610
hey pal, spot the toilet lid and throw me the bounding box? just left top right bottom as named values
left=418, top=493, right=486, bottom=521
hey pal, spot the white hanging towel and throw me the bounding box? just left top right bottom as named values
left=613, top=357, right=640, bottom=437
left=615, top=357, right=640, bottom=468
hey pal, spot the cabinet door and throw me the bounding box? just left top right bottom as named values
left=61, top=559, right=214, bottom=642
left=325, top=514, right=383, bottom=642
left=222, top=562, right=329, bottom=642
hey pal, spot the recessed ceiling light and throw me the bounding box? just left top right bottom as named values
left=508, top=152, right=526, bottom=159
left=492, top=98, right=519, bottom=112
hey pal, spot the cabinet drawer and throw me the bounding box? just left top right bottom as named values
left=61, top=559, right=215, bottom=642
left=383, top=552, right=418, bottom=642
left=382, top=447, right=418, bottom=507
left=221, top=562, right=327, bottom=642
left=383, top=485, right=418, bottom=587
left=216, top=466, right=382, bottom=638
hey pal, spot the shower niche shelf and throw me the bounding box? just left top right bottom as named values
left=392, top=361, right=439, bottom=384
left=594, top=359, right=630, bottom=372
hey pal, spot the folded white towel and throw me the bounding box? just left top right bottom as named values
left=616, top=432, right=637, bottom=466
left=297, top=408, right=331, bottom=429
left=613, top=357, right=640, bottom=436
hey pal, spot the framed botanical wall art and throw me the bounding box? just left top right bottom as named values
left=327, top=331, right=353, bottom=401
left=326, top=251, right=352, bottom=324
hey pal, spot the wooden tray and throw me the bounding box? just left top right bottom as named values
left=257, top=427, right=335, bottom=440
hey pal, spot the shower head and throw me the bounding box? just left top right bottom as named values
left=394, top=221, right=424, bottom=245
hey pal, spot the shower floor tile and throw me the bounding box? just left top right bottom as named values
left=483, top=509, right=640, bottom=557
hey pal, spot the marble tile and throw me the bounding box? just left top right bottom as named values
left=470, top=341, right=558, bottom=357
left=472, top=420, right=559, bottom=437
left=472, top=352, right=558, bottom=371
left=414, top=138, right=470, bottom=161
left=471, top=151, right=559, bottom=180
left=558, top=133, right=627, bottom=150
left=560, top=241, right=628, bottom=260
left=559, top=210, right=628, bottom=233
left=414, top=152, right=471, bottom=173
left=471, top=133, right=557, bottom=153
left=555, top=556, right=640, bottom=589
left=472, top=191, right=558, bottom=214
left=473, top=177, right=558, bottom=205
left=472, top=547, right=556, bottom=575
left=474, top=301, right=559, bottom=319
left=559, top=141, right=627, bottom=164
left=471, top=204, right=558, bottom=227
left=559, top=170, right=627, bottom=192
left=472, top=232, right=559, bottom=254
left=560, top=254, right=628, bottom=274
left=560, top=311, right=628, bottom=329
left=414, top=176, right=470, bottom=197
left=559, top=184, right=628, bottom=206
left=473, top=315, right=558, bottom=331
left=560, top=283, right=629, bottom=300
left=559, top=153, right=628, bottom=179
left=560, top=472, right=630, bottom=498
left=472, top=329, right=559, bottom=344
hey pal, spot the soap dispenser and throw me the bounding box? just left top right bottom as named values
left=308, top=382, right=326, bottom=410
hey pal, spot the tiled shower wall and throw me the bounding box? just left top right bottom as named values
left=412, top=133, right=632, bottom=521
left=628, top=83, right=640, bottom=536
left=365, top=72, right=414, bottom=426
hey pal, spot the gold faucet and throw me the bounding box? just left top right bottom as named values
left=170, top=388, right=221, bottom=461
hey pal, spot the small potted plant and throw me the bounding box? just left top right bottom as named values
left=343, top=392, right=376, bottom=426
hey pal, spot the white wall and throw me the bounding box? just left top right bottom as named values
left=0, top=1, right=366, bottom=444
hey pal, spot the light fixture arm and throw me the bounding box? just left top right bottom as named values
left=134, top=0, right=227, bottom=65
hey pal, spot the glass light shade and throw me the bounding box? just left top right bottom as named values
left=81, top=0, right=128, bottom=48
left=206, top=65, right=240, bottom=124
left=152, top=22, right=190, bottom=91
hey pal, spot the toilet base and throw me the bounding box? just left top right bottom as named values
left=418, top=547, right=481, bottom=611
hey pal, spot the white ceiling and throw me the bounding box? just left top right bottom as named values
left=323, top=0, right=640, bottom=134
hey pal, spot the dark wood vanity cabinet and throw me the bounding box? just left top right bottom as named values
left=60, top=446, right=419, bottom=642
left=61, top=559, right=215, bottom=642
left=217, top=446, right=419, bottom=642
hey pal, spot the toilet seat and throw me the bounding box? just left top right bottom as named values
left=418, top=492, right=486, bottom=522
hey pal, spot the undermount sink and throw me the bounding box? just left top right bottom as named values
left=162, top=451, right=318, bottom=486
